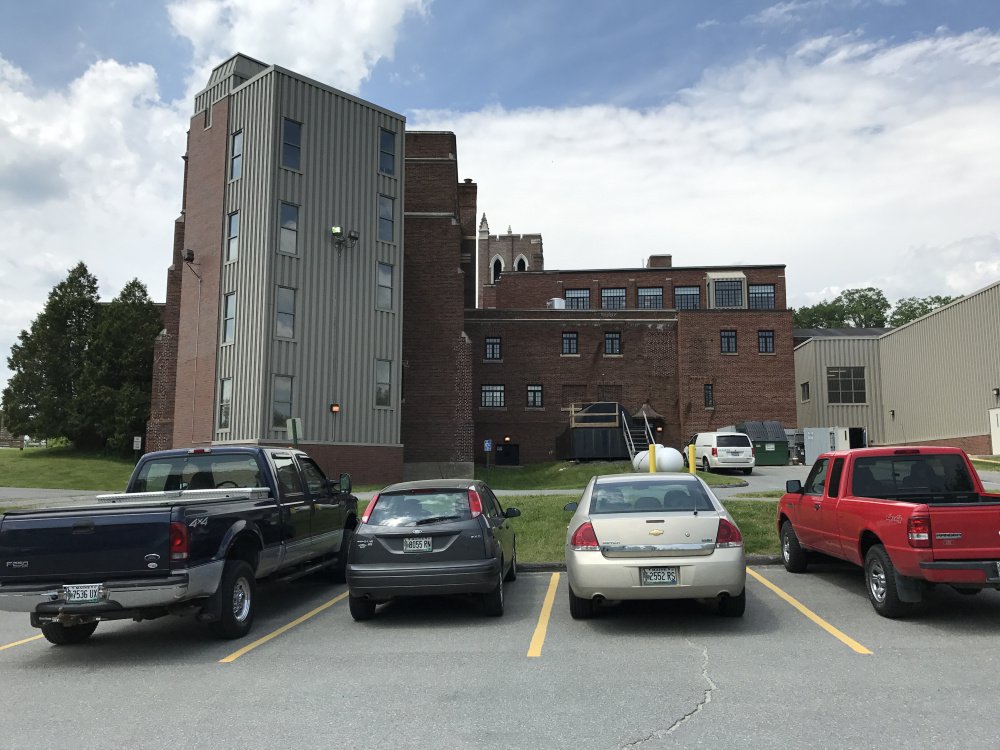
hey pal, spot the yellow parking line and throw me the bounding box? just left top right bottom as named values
left=527, top=572, right=560, bottom=658
left=219, top=591, right=348, bottom=663
left=0, top=634, right=44, bottom=651
left=748, top=568, right=872, bottom=655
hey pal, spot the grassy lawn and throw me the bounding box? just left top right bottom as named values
left=728, top=490, right=785, bottom=499
left=475, top=461, right=741, bottom=489
left=0, top=447, right=134, bottom=491
left=971, top=456, right=1000, bottom=473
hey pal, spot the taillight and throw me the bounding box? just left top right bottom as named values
left=716, top=518, right=743, bottom=548
left=468, top=489, right=483, bottom=518
left=712, top=447, right=718, bottom=457
left=908, top=516, right=931, bottom=548
left=169, top=521, right=189, bottom=561
left=751, top=446, right=756, bottom=457
left=361, top=494, right=379, bottom=524
left=570, top=522, right=600, bottom=551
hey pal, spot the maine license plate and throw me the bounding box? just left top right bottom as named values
left=641, top=567, right=679, bottom=586
left=63, top=584, right=103, bottom=603
left=402, top=537, right=432, bottom=553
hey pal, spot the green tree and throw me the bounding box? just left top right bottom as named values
left=836, top=287, right=890, bottom=327
left=2, top=263, right=100, bottom=445
left=792, top=299, right=847, bottom=328
left=888, top=295, right=958, bottom=327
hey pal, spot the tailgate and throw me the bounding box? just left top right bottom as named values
left=928, top=503, right=1000, bottom=560
left=0, top=509, right=172, bottom=582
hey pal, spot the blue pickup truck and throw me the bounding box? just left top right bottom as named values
left=0, top=446, right=358, bottom=644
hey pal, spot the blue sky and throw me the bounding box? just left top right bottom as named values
left=1, top=0, right=1000, bottom=395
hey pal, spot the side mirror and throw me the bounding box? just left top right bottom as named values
left=786, top=479, right=802, bottom=494
left=563, top=501, right=578, bottom=512
left=504, top=507, right=521, bottom=519
left=338, top=472, right=352, bottom=495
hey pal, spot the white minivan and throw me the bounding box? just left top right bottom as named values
left=692, top=432, right=755, bottom=474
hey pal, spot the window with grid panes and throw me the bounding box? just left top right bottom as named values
left=281, top=118, right=301, bottom=170
left=704, top=384, right=715, bottom=408
left=638, top=287, right=663, bottom=309
left=527, top=385, right=543, bottom=408
left=601, top=288, right=626, bottom=309
left=604, top=332, right=622, bottom=355
left=748, top=284, right=776, bottom=309
left=674, top=286, right=700, bottom=309
left=279, top=203, right=298, bottom=255
left=484, top=336, right=501, bottom=360
left=562, top=331, right=578, bottom=355
left=714, top=280, right=743, bottom=308
left=758, top=329, right=774, bottom=353
left=720, top=330, right=737, bottom=353
left=827, top=367, right=866, bottom=404
left=564, top=289, right=590, bottom=309
left=226, top=212, right=239, bottom=262
left=481, top=384, right=505, bottom=407
left=230, top=131, right=243, bottom=180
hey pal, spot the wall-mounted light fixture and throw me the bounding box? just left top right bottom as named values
left=184, top=249, right=195, bottom=263
left=331, top=226, right=360, bottom=253
left=889, top=409, right=895, bottom=419
left=503, top=435, right=511, bottom=443
left=993, top=387, right=1000, bottom=398
left=329, top=403, right=341, bottom=414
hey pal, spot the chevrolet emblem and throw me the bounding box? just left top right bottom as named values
left=648, top=529, right=664, bottom=536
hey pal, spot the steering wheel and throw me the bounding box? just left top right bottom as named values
left=215, top=480, right=239, bottom=488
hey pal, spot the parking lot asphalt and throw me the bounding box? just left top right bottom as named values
left=2, top=563, right=998, bottom=749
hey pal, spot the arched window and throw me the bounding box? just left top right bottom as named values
left=515, top=254, right=527, bottom=272
left=491, top=257, right=504, bottom=284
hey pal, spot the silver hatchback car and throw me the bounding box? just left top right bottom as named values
left=564, top=473, right=746, bottom=618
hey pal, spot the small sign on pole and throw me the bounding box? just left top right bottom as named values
left=132, top=436, right=142, bottom=451
left=483, top=438, right=493, bottom=452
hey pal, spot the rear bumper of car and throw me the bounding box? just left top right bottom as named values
left=919, top=560, right=1000, bottom=586
left=566, top=547, right=745, bottom=601
left=347, top=559, right=501, bottom=600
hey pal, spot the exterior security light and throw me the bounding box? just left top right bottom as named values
left=329, top=403, right=341, bottom=414
left=330, top=226, right=342, bottom=236
left=332, top=227, right=360, bottom=253
left=993, top=387, right=1000, bottom=398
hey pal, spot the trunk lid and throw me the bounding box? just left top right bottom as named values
left=0, top=508, right=172, bottom=582
left=590, top=512, right=721, bottom=558
left=927, top=502, right=1000, bottom=560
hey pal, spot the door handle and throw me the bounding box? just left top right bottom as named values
left=813, top=503, right=821, bottom=510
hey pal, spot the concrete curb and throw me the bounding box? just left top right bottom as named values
left=521, top=554, right=781, bottom=573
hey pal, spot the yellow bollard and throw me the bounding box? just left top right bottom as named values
left=688, top=443, right=696, bottom=474
left=648, top=443, right=656, bottom=473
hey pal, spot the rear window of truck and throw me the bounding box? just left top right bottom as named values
left=852, top=455, right=976, bottom=500
left=132, top=455, right=267, bottom=493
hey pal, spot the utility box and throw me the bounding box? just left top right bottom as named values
left=803, top=427, right=851, bottom=465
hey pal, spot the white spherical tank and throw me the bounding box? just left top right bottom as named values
left=631, top=446, right=685, bottom=472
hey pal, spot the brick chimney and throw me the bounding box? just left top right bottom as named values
left=647, top=254, right=672, bottom=268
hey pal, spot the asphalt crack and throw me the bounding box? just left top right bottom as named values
left=619, top=639, right=717, bottom=749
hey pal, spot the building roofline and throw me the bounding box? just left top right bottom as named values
left=505, top=264, right=786, bottom=275
left=879, top=276, right=1000, bottom=339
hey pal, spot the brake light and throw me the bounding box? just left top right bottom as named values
left=468, top=489, right=483, bottom=518
left=712, top=447, right=718, bottom=457
left=908, top=515, right=931, bottom=548
left=361, top=494, right=379, bottom=524
left=570, top=522, right=600, bottom=551
left=716, top=518, right=743, bottom=548
left=169, top=521, right=189, bottom=561
left=751, top=446, right=756, bottom=457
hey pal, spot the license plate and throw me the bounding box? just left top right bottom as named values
left=64, top=584, right=103, bottom=603
left=402, top=537, right=432, bottom=553
left=640, top=567, right=679, bottom=586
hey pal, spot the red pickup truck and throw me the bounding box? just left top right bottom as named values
left=777, top=446, right=1000, bottom=617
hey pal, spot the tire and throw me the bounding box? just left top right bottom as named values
left=568, top=583, right=595, bottom=619
left=40, top=621, right=98, bottom=645
left=780, top=521, right=809, bottom=573
left=348, top=593, right=376, bottom=621
left=717, top=588, right=746, bottom=617
left=504, top=541, right=518, bottom=582
left=701, top=457, right=711, bottom=473
left=742, top=468, right=753, bottom=476
left=482, top=565, right=504, bottom=616
left=209, top=559, right=256, bottom=639
left=864, top=544, right=914, bottom=618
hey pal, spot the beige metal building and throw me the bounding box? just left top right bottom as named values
left=795, top=278, right=1000, bottom=454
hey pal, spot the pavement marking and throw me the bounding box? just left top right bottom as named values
left=748, top=568, right=872, bottom=655
left=0, top=634, right=44, bottom=652
left=219, top=590, right=348, bottom=664
left=527, top=572, right=560, bottom=658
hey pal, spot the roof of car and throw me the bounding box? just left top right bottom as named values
left=378, top=478, right=482, bottom=493
left=595, top=473, right=700, bottom=484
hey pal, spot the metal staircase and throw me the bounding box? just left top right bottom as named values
left=621, top=410, right=656, bottom=460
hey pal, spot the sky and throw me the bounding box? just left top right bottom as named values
left=1, top=0, right=999, bottom=396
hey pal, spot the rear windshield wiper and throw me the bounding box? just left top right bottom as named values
left=414, top=515, right=464, bottom=526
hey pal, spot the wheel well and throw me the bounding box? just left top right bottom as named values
left=859, top=530, right=882, bottom=560
left=778, top=513, right=790, bottom=533
left=344, top=514, right=358, bottom=532
left=227, top=533, right=261, bottom=571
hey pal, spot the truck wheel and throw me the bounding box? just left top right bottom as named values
left=742, top=468, right=753, bottom=476
left=864, top=545, right=914, bottom=618
left=717, top=588, right=746, bottom=617
left=568, top=583, right=595, bottom=619
left=504, top=541, right=518, bottom=582
left=701, top=457, right=711, bottom=473
left=349, top=593, right=376, bottom=621
left=780, top=521, right=809, bottom=573
left=482, top=566, right=504, bottom=616
left=40, top=621, right=98, bottom=645
left=209, top=559, right=256, bottom=639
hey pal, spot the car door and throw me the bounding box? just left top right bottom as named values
left=298, top=456, right=343, bottom=558
left=482, top=485, right=513, bottom=568
left=272, top=453, right=312, bottom=565
left=794, top=458, right=829, bottom=550
left=815, top=457, right=845, bottom=557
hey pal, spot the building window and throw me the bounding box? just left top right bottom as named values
left=491, top=257, right=503, bottom=284
left=714, top=280, right=743, bottom=308
left=516, top=256, right=527, bottom=271
left=484, top=336, right=501, bottom=360
left=801, top=382, right=811, bottom=402
left=758, top=329, right=775, bottom=353
left=376, top=262, right=393, bottom=310
left=218, top=378, right=232, bottom=430
left=564, top=289, right=590, bottom=310
left=379, top=128, right=396, bottom=176
left=638, top=287, right=663, bottom=309
left=230, top=131, right=243, bottom=180
left=282, top=118, right=301, bottom=170
left=827, top=366, right=866, bottom=404
left=527, top=384, right=543, bottom=408
left=604, top=331, right=622, bottom=355
left=222, top=293, right=236, bottom=343
left=276, top=287, right=296, bottom=339
left=272, top=375, right=292, bottom=428
left=561, top=331, right=578, bottom=355
left=601, top=288, right=626, bottom=309
left=674, top=286, right=700, bottom=310
left=378, top=195, right=394, bottom=242
left=375, top=359, right=391, bottom=407
left=749, top=284, right=776, bottom=309
left=226, top=212, right=239, bottom=262
left=704, top=384, right=715, bottom=408
left=720, top=330, right=737, bottom=353
left=279, top=202, right=298, bottom=255
left=481, top=384, right=505, bottom=408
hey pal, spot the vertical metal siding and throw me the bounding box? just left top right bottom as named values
left=798, top=338, right=883, bottom=441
